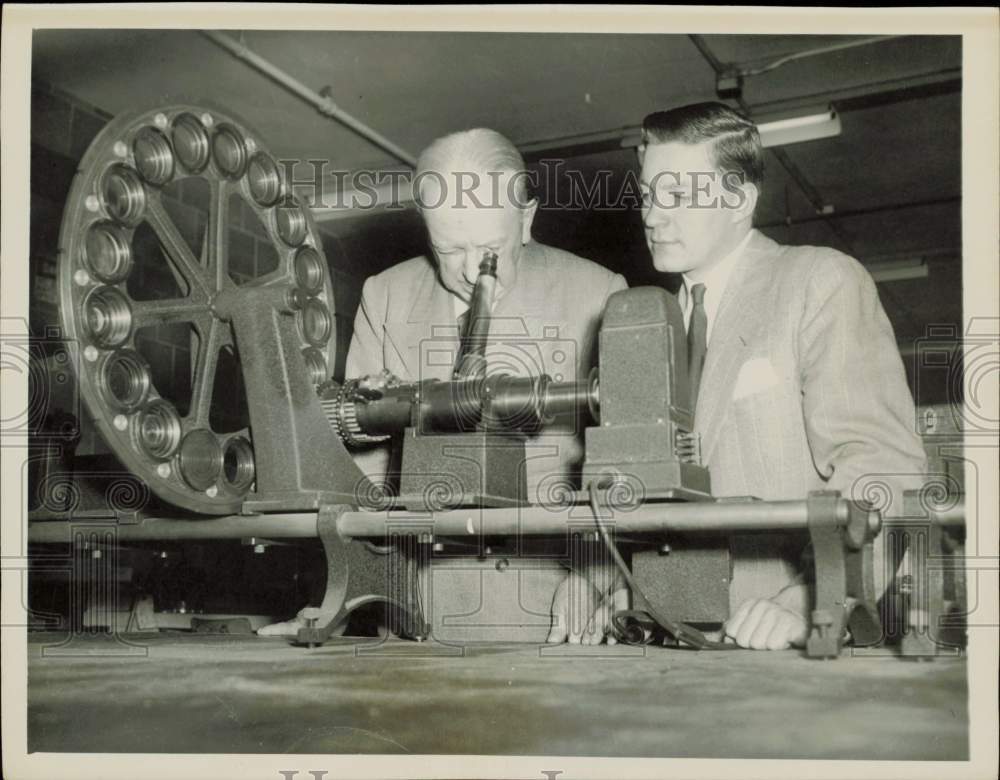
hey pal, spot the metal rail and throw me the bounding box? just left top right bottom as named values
left=339, top=498, right=858, bottom=536
left=28, top=513, right=319, bottom=543
left=27, top=494, right=964, bottom=544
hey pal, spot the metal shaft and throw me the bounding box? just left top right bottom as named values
left=26, top=499, right=820, bottom=544
left=338, top=498, right=825, bottom=537
left=454, top=251, right=498, bottom=380
left=28, top=513, right=319, bottom=543
left=29, top=497, right=964, bottom=544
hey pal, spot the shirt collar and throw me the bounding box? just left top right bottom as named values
left=452, top=280, right=504, bottom=320
left=681, top=228, right=754, bottom=308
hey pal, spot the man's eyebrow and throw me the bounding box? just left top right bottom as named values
left=654, top=180, right=692, bottom=192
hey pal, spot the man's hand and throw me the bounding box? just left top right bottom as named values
left=546, top=569, right=628, bottom=645
left=257, top=608, right=308, bottom=637
left=257, top=608, right=347, bottom=638
left=724, top=597, right=809, bottom=650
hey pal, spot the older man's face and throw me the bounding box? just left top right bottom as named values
left=421, top=174, right=532, bottom=303
left=640, top=140, right=748, bottom=276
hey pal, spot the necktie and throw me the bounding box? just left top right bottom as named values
left=687, top=283, right=707, bottom=412
left=454, top=309, right=469, bottom=374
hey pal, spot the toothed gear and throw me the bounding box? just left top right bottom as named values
left=318, top=379, right=390, bottom=447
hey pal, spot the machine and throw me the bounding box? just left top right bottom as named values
left=26, top=104, right=966, bottom=658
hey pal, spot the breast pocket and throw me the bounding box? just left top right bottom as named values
left=725, top=378, right=805, bottom=498
left=731, top=357, right=782, bottom=401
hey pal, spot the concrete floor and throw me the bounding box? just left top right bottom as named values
left=27, top=632, right=968, bottom=759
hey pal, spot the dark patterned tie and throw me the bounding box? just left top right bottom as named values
left=688, top=283, right=707, bottom=412
left=455, top=308, right=469, bottom=358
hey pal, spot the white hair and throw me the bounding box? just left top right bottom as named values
left=414, top=128, right=529, bottom=209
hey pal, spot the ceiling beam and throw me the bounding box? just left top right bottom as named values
left=754, top=68, right=961, bottom=114
left=756, top=195, right=961, bottom=229
left=515, top=60, right=959, bottom=166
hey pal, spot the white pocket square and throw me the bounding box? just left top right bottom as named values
left=732, top=357, right=780, bottom=400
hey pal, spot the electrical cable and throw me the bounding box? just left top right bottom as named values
left=737, top=37, right=899, bottom=77
left=587, top=481, right=738, bottom=650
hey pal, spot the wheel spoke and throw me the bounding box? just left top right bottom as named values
left=207, top=178, right=231, bottom=290
left=242, top=267, right=289, bottom=288
left=188, top=315, right=227, bottom=427
left=217, top=319, right=234, bottom=349
left=144, top=196, right=212, bottom=299
left=58, top=104, right=337, bottom=516
left=131, top=298, right=210, bottom=329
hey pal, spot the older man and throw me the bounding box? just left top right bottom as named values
left=259, top=127, right=626, bottom=637
left=345, top=128, right=626, bottom=492
left=548, top=102, right=927, bottom=649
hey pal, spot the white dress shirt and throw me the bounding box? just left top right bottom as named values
left=453, top=293, right=469, bottom=322
left=679, top=229, right=754, bottom=343
left=452, top=281, right=503, bottom=322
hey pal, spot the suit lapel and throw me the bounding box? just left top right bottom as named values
left=696, top=231, right=777, bottom=463
left=491, top=242, right=549, bottom=342
left=384, top=260, right=456, bottom=380
left=381, top=243, right=563, bottom=381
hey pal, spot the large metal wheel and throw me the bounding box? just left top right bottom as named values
left=58, top=105, right=337, bottom=515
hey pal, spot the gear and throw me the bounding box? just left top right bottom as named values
left=318, top=379, right=391, bottom=447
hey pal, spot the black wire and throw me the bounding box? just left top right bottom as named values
left=587, top=482, right=738, bottom=651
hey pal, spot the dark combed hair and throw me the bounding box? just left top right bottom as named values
left=641, top=102, right=764, bottom=188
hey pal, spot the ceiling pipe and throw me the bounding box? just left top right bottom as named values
left=201, top=31, right=418, bottom=168
left=519, top=68, right=960, bottom=163
left=756, top=196, right=961, bottom=230
left=734, top=36, right=900, bottom=78
left=688, top=34, right=856, bottom=255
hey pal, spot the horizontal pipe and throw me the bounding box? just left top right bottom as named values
left=27, top=501, right=813, bottom=543
left=757, top=196, right=960, bottom=230
left=934, top=504, right=965, bottom=526
left=900, top=491, right=966, bottom=527
left=27, top=498, right=964, bottom=544
left=202, top=31, right=417, bottom=167
left=338, top=499, right=820, bottom=537
left=28, top=513, right=319, bottom=543
left=736, top=36, right=899, bottom=78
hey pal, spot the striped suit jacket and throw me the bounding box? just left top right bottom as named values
left=693, top=230, right=928, bottom=608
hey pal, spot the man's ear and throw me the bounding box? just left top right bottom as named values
left=521, top=197, right=539, bottom=244
left=730, top=181, right=759, bottom=224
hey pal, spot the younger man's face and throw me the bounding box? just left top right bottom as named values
left=639, top=139, right=749, bottom=277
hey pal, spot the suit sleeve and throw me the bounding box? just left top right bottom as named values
left=583, top=271, right=628, bottom=373
left=345, top=275, right=386, bottom=379
left=797, top=253, right=927, bottom=601
left=797, top=252, right=927, bottom=517
left=343, top=275, right=393, bottom=484
left=606, top=272, right=628, bottom=300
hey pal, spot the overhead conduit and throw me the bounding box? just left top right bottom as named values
left=201, top=31, right=418, bottom=169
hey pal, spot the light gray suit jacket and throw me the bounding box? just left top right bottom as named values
left=345, top=240, right=628, bottom=498
left=694, top=230, right=927, bottom=607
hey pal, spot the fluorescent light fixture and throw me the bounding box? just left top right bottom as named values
left=756, top=105, right=842, bottom=148
left=620, top=104, right=842, bottom=150
left=619, top=132, right=642, bottom=149
left=866, top=258, right=929, bottom=283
